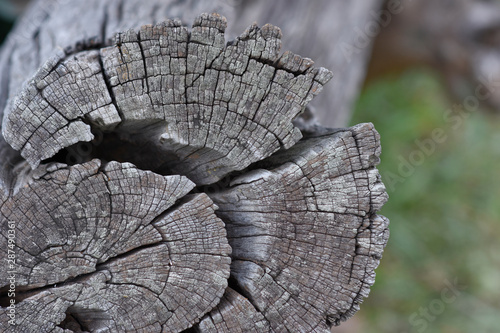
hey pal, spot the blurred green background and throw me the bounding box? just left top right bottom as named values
left=1, top=2, right=499, bottom=333
left=349, top=69, right=500, bottom=332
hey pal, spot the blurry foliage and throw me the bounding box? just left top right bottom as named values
left=350, top=68, right=500, bottom=333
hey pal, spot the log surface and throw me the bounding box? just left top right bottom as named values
left=2, top=13, right=331, bottom=185
left=229, top=0, right=385, bottom=127
left=0, top=2, right=389, bottom=333
left=0, top=160, right=232, bottom=332
left=207, top=123, right=388, bottom=331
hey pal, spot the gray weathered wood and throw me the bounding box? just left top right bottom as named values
left=0, top=2, right=389, bottom=332
left=229, top=0, right=385, bottom=127
left=196, top=287, right=270, bottom=333
left=2, top=13, right=332, bottom=185
left=0, top=160, right=231, bottom=332
left=205, top=123, right=388, bottom=332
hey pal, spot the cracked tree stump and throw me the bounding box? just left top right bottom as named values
left=0, top=3, right=389, bottom=333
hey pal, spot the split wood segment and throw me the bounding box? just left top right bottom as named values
left=0, top=13, right=389, bottom=333
left=2, top=13, right=332, bottom=185
left=0, top=161, right=231, bottom=332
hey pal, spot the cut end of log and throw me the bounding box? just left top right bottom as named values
left=2, top=12, right=332, bottom=186
left=1, top=11, right=388, bottom=333
left=207, top=122, right=389, bottom=331
left=0, top=160, right=231, bottom=332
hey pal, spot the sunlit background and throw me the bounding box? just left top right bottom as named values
left=1, top=1, right=499, bottom=332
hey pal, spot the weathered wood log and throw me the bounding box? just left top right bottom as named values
left=1, top=160, right=231, bottom=332
left=0, top=2, right=389, bottom=332
left=0, top=0, right=383, bottom=131
left=2, top=13, right=331, bottom=185
left=228, top=0, right=385, bottom=127
left=204, top=123, right=388, bottom=332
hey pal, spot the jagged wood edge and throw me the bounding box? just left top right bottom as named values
left=2, top=13, right=332, bottom=186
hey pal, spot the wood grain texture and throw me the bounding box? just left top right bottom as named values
left=2, top=13, right=331, bottom=185
left=206, top=123, right=389, bottom=332
left=229, top=0, right=385, bottom=127
left=0, top=160, right=231, bottom=332
left=196, top=287, right=270, bottom=333
left=0, top=2, right=389, bottom=332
